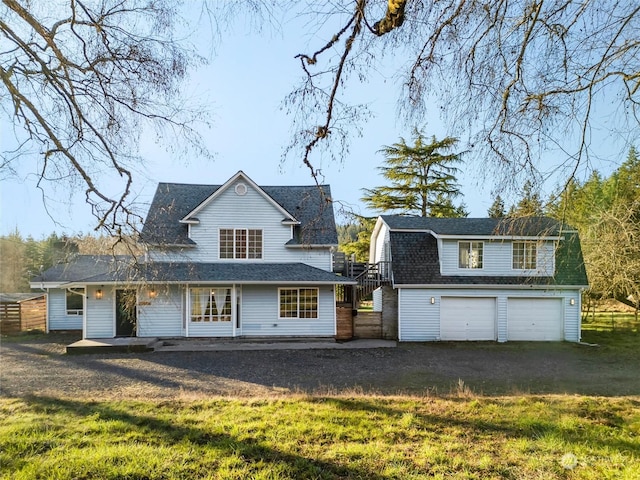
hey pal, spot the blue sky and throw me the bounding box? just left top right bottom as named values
left=0, top=6, right=627, bottom=238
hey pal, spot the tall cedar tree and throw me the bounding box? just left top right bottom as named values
left=362, top=130, right=466, bottom=217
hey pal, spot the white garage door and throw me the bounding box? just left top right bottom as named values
left=440, top=297, right=496, bottom=341
left=507, top=298, right=563, bottom=341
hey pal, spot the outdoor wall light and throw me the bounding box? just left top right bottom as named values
left=149, top=288, right=158, bottom=299
left=570, top=298, right=575, bottom=306
left=95, top=289, right=103, bottom=300
left=430, top=297, right=436, bottom=304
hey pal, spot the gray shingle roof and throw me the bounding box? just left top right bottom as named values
left=141, top=182, right=338, bottom=246
left=82, top=262, right=355, bottom=285
left=389, top=228, right=588, bottom=287
left=30, top=255, right=133, bottom=284
left=32, top=256, right=353, bottom=285
left=382, top=216, right=574, bottom=236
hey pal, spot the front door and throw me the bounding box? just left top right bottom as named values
left=115, top=289, right=137, bottom=337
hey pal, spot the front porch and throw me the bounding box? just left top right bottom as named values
left=66, top=336, right=396, bottom=354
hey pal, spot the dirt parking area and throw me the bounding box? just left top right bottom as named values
left=1, top=333, right=639, bottom=399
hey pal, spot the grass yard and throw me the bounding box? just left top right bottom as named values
left=2, top=311, right=639, bottom=479
left=581, top=312, right=640, bottom=355
left=1, top=394, right=639, bottom=479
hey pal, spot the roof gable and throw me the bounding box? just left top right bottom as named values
left=140, top=173, right=338, bottom=246
left=181, top=171, right=297, bottom=224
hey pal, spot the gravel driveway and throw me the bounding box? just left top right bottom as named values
left=2, top=333, right=638, bottom=399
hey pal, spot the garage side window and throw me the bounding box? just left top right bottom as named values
left=513, top=241, right=537, bottom=269
left=66, top=289, right=84, bottom=315
left=459, top=241, right=483, bottom=269
left=279, top=288, right=318, bottom=319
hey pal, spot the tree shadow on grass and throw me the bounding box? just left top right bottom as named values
left=14, top=395, right=389, bottom=480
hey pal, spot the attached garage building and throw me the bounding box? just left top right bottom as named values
left=507, top=297, right=564, bottom=341
left=440, top=297, right=496, bottom=341
left=370, top=216, right=589, bottom=343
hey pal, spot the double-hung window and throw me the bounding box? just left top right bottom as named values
left=220, top=228, right=262, bottom=259
left=66, top=289, right=84, bottom=315
left=279, top=288, right=318, bottom=319
left=513, top=241, right=537, bottom=270
left=459, top=241, right=483, bottom=269
left=189, top=288, right=231, bottom=322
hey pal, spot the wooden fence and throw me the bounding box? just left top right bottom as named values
left=0, top=296, right=46, bottom=334
left=353, top=311, right=382, bottom=339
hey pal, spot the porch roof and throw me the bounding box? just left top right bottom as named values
left=75, top=261, right=356, bottom=285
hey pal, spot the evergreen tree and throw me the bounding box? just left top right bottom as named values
left=339, top=217, right=376, bottom=263
left=546, top=146, right=640, bottom=311
left=509, top=180, right=544, bottom=216
left=361, top=129, right=466, bottom=217
left=0, top=230, right=27, bottom=292
left=487, top=195, right=506, bottom=218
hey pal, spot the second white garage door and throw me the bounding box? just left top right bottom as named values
left=507, top=298, right=564, bottom=341
left=440, top=297, right=496, bottom=341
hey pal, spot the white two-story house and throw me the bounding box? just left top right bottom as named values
left=369, top=215, right=589, bottom=342
left=31, top=171, right=355, bottom=339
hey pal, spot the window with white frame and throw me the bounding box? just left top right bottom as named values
left=458, top=241, right=484, bottom=269
left=513, top=241, right=537, bottom=269
left=66, top=289, right=84, bottom=315
left=189, top=288, right=232, bottom=322
left=219, top=228, right=262, bottom=259
left=279, top=288, right=318, bottom=319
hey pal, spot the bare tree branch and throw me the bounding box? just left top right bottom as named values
left=1, top=0, right=211, bottom=237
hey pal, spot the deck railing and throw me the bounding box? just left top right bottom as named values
left=354, top=261, right=391, bottom=304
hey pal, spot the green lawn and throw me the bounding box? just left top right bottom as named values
left=1, top=394, right=639, bottom=479
left=2, top=312, right=639, bottom=479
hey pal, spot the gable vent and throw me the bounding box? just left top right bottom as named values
left=234, top=183, right=248, bottom=196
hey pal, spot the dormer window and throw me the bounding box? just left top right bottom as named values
left=513, top=241, right=537, bottom=269
left=459, top=241, right=483, bottom=269
left=220, top=228, right=262, bottom=259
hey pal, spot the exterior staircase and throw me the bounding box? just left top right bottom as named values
left=333, top=252, right=391, bottom=307
left=353, top=262, right=391, bottom=305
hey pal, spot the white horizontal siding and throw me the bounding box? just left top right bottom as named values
left=398, top=287, right=582, bottom=342
left=372, top=287, right=382, bottom=312
left=146, top=181, right=333, bottom=270
left=440, top=239, right=555, bottom=276
left=398, top=289, right=439, bottom=341
left=564, top=293, right=582, bottom=342
left=188, top=320, right=234, bottom=337
left=85, top=286, right=115, bottom=338
left=241, top=285, right=335, bottom=337
left=47, top=289, right=83, bottom=330
left=372, top=224, right=390, bottom=264
left=137, top=285, right=183, bottom=337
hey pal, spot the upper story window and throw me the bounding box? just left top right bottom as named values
left=66, top=289, right=84, bottom=315
left=513, top=241, right=537, bottom=270
left=459, top=241, right=483, bottom=269
left=220, top=228, right=263, bottom=259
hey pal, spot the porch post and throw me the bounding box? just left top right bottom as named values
left=185, top=285, right=189, bottom=338
left=231, top=285, right=237, bottom=337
